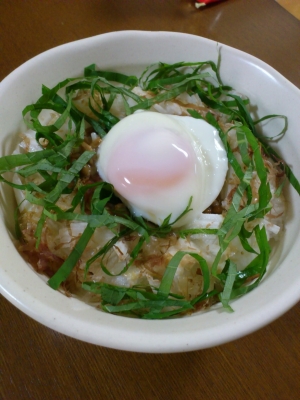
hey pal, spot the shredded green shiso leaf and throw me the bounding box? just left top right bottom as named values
left=0, top=60, right=299, bottom=319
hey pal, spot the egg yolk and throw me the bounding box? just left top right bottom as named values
left=105, top=128, right=197, bottom=201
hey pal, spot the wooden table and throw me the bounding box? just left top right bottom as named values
left=1, top=1, right=300, bottom=399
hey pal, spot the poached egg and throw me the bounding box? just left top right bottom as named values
left=97, top=111, right=228, bottom=227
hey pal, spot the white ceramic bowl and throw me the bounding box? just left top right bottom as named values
left=1, top=31, right=300, bottom=353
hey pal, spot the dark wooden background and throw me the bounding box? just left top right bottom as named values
left=1, top=1, right=300, bottom=399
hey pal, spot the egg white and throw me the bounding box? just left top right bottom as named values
left=97, top=111, right=228, bottom=227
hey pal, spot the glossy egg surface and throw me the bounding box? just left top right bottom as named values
left=97, top=111, right=228, bottom=227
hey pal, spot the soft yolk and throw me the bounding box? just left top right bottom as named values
left=106, top=128, right=197, bottom=200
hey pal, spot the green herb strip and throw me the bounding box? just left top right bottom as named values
left=82, top=250, right=210, bottom=319
left=0, top=60, right=299, bottom=318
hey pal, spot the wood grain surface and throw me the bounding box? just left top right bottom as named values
left=1, top=1, right=300, bottom=399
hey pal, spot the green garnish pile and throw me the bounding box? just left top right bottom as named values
left=0, top=60, right=299, bottom=319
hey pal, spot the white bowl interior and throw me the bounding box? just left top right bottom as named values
left=0, top=31, right=300, bottom=352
